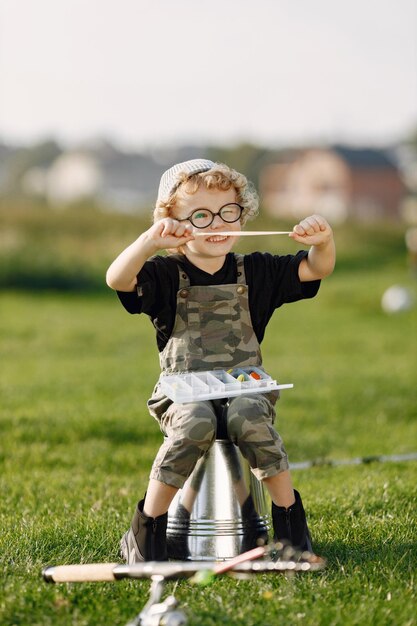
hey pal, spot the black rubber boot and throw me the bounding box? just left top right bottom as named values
left=240, top=494, right=269, bottom=553
left=166, top=503, right=191, bottom=560
left=120, top=498, right=167, bottom=563
left=271, top=490, right=313, bottom=552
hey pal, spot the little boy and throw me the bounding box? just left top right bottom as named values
left=106, top=159, right=335, bottom=563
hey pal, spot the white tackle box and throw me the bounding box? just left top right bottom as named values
left=159, top=366, right=293, bottom=403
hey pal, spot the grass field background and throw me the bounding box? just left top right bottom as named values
left=0, top=206, right=416, bottom=625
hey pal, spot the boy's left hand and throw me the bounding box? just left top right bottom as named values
left=289, top=215, right=333, bottom=247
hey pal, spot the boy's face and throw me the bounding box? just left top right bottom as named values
left=172, top=185, right=241, bottom=262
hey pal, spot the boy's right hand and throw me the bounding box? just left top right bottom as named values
left=106, top=218, right=194, bottom=292
left=143, top=218, right=195, bottom=252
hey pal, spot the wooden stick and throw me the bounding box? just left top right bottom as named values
left=193, top=231, right=292, bottom=237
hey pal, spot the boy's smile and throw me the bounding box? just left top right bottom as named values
left=172, top=186, right=241, bottom=273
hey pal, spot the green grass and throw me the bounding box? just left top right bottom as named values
left=1, top=219, right=417, bottom=625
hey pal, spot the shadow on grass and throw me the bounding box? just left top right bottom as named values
left=0, top=414, right=161, bottom=447
left=79, top=420, right=161, bottom=447
left=316, top=539, right=416, bottom=576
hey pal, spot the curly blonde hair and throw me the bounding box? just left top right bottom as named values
left=152, top=162, right=259, bottom=226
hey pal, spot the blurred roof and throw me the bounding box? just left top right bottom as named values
left=331, top=145, right=398, bottom=169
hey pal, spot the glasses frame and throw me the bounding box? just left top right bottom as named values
left=176, top=203, right=244, bottom=229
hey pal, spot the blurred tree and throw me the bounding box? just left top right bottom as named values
left=206, top=142, right=273, bottom=189
left=406, top=125, right=417, bottom=151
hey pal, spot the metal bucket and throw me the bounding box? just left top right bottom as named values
left=167, top=440, right=271, bottom=561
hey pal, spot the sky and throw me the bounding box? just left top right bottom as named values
left=0, top=0, right=416, bottom=149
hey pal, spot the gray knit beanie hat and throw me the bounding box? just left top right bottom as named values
left=156, top=158, right=215, bottom=205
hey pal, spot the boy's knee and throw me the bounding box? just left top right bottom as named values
left=229, top=395, right=263, bottom=413
left=226, top=395, right=274, bottom=441
left=186, top=418, right=216, bottom=450
left=182, top=404, right=217, bottom=447
left=152, top=402, right=218, bottom=487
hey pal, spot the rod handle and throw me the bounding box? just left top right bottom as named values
left=43, top=563, right=119, bottom=583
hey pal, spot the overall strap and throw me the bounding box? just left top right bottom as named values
left=178, top=266, right=190, bottom=289
left=234, top=254, right=247, bottom=284
left=167, top=254, right=190, bottom=288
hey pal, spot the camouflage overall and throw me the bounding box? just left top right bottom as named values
left=148, top=254, right=289, bottom=488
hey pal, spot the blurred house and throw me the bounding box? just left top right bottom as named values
left=20, top=142, right=209, bottom=211
left=22, top=146, right=162, bottom=210
left=259, top=145, right=406, bottom=223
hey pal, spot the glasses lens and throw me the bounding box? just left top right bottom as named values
left=219, top=203, right=242, bottom=223
left=189, top=209, right=213, bottom=228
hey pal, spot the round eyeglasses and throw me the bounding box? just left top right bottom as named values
left=177, top=203, right=244, bottom=229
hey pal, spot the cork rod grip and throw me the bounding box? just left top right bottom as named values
left=43, top=563, right=119, bottom=583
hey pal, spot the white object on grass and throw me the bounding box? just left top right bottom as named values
left=381, top=285, right=414, bottom=314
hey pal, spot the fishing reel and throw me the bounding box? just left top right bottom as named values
left=126, top=575, right=187, bottom=626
